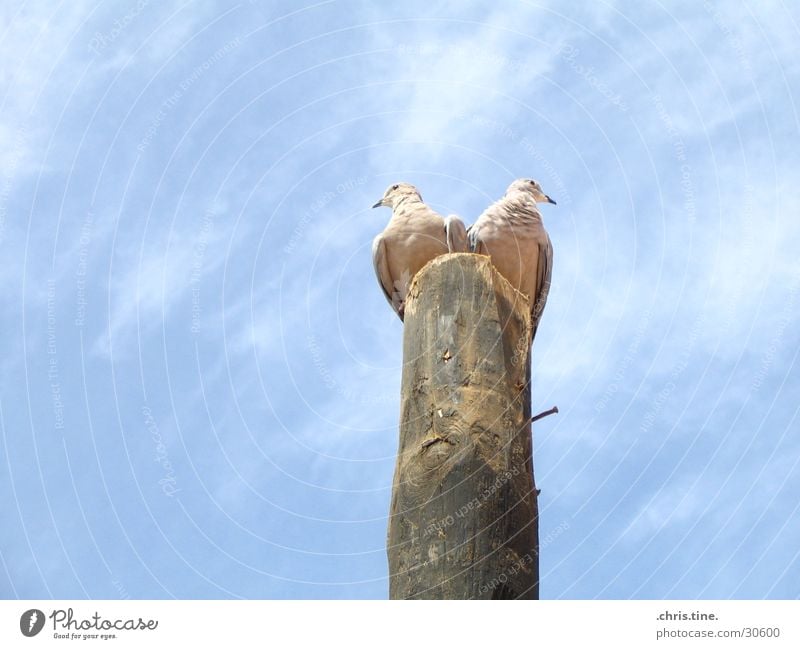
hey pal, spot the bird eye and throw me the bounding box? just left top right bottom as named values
left=529, top=180, right=535, bottom=186
left=391, top=184, right=399, bottom=190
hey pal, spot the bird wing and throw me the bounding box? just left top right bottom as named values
left=531, top=231, right=553, bottom=339
left=467, top=221, right=486, bottom=255
left=444, top=214, right=469, bottom=253
left=372, top=234, right=403, bottom=321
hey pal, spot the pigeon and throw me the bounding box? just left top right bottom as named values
left=468, top=179, right=555, bottom=338
left=372, top=182, right=468, bottom=320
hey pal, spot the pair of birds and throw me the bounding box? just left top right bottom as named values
left=372, top=179, right=555, bottom=338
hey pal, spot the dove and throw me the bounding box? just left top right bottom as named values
left=468, top=179, right=556, bottom=338
left=372, top=182, right=468, bottom=320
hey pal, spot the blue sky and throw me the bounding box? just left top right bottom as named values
left=1, top=0, right=798, bottom=599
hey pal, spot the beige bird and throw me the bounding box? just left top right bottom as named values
left=372, top=182, right=468, bottom=320
left=468, top=179, right=556, bottom=338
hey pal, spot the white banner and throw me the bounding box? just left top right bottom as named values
left=1, top=600, right=796, bottom=648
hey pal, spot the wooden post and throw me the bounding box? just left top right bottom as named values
left=387, top=253, right=539, bottom=599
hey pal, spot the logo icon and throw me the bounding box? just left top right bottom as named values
left=20, top=609, right=45, bottom=637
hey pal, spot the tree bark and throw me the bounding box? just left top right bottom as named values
left=387, top=253, right=539, bottom=599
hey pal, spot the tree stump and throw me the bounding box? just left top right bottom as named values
left=387, top=253, right=539, bottom=599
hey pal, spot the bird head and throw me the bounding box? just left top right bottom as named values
left=372, top=182, right=422, bottom=209
left=506, top=178, right=557, bottom=205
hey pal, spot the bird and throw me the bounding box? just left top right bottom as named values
left=468, top=178, right=556, bottom=339
left=372, top=182, right=468, bottom=320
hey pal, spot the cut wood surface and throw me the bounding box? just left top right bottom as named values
left=387, top=253, right=539, bottom=599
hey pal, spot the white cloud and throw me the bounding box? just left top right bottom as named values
left=89, top=199, right=229, bottom=358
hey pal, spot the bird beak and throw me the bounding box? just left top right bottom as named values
left=545, top=195, right=557, bottom=205
left=372, top=198, right=385, bottom=209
